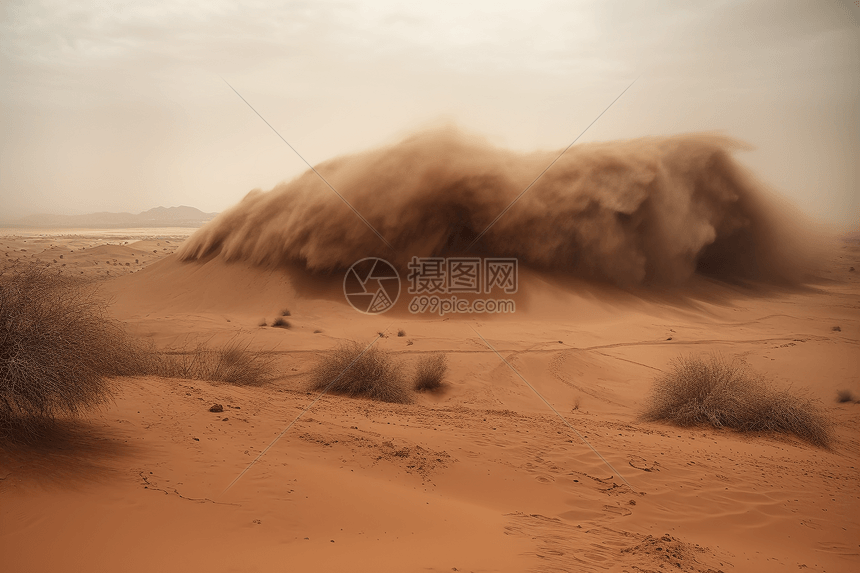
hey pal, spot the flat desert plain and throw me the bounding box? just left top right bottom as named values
left=0, top=226, right=858, bottom=573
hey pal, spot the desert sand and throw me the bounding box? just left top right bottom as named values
left=1, top=132, right=858, bottom=572
left=0, top=226, right=857, bottom=573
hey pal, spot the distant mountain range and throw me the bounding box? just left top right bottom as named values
left=6, top=206, right=219, bottom=228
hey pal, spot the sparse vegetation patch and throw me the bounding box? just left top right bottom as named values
left=309, top=341, right=411, bottom=403
left=836, top=389, right=857, bottom=404
left=0, top=266, right=123, bottom=438
left=642, top=354, right=833, bottom=447
left=414, top=353, right=447, bottom=392
left=154, top=339, right=274, bottom=386
left=0, top=265, right=274, bottom=439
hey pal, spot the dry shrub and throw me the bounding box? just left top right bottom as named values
left=111, top=336, right=273, bottom=386
left=835, top=389, right=856, bottom=403
left=309, top=341, right=411, bottom=403
left=272, top=317, right=291, bottom=329
left=0, top=265, right=275, bottom=440
left=414, top=353, right=447, bottom=392
left=154, top=339, right=274, bottom=386
left=643, top=354, right=833, bottom=447
left=0, top=265, right=128, bottom=439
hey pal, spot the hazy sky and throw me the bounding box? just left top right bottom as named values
left=1, top=0, right=857, bottom=228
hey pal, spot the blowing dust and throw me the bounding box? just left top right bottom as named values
left=178, top=127, right=815, bottom=287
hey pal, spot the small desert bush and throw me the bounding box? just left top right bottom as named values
left=642, top=354, right=833, bottom=447
left=0, top=266, right=128, bottom=438
left=0, top=265, right=276, bottom=439
left=107, top=336, right=273, bottom=386
left=836, top=389, right=856, bottom=403
left=309, top=341, right=411, bottom=403
left=272, top=317, right=291, bottom=329
left=152, top=339, right=273, bottom=386
left=414, top=353, right=447, bottom=392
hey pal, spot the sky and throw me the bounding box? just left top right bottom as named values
left=1, top=0, right=857, bottom=229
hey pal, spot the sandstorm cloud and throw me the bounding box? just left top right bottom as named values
left=178, top=127, right=814, bottom=287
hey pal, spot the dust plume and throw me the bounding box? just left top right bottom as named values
left=178, top=127, right=815, bottom=287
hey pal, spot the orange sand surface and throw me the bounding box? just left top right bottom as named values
left=1, top=230, right=858, bottom=572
